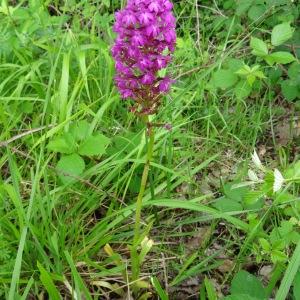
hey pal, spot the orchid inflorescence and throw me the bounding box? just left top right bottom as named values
left=112, top=0, right=176, bottom=115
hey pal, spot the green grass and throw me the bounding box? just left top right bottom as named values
left=0, top=0, right=299, bottom=299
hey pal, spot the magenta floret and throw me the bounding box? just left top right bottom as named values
left=111, top=0, right=176, bottom=115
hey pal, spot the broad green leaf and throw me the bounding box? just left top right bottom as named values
left=78, top=134, right=110, bottom=156
left=244, top=190, right=265, bottom=206
left=276, top=192, right=296, bottom=204
left=56, top=154, right=85, bottom=184
left=236, top=0, right=254, bottom=15
left=253, top=70, right=266, bottom=79
left=226, top=58, right=244, bottom=72
left=288, top=62, right=300, bottom=83
left=48, top=138, right=72, bottom=154
left=223, top=183, right=248, bottom=202
left=271, top=23, right=294, bottom=46
left=250, top=37, right=268, bottom=57
left=289, top=232, right=300, bottom=245
left=271, top=250, right=288, bottom=263
left=265, top=52, right=296, bottom=65
left=248, top=5, right=266, bottom=22
left=70, top=120, right=90, bottom=141
left=262, top=171, right=276, bottom=195
left=259, top=238, right=271, bottom=252
left=270, top=230, right=284, bottom=247
left=273, top=241, right=286, bottom=251
left=230, top=270, right=266, bottom=299
left=212, top=69, right=238, bottom=89
left=213, top=197, right=243, bottom=213
left=269, top=67, right=282, bottom=84
left=281, top=80, right=299, bottom=101
left=278, top=221, right=293, bottom=236
left=47, top=133, right=76, bottom=154
left=224, top=0, right=235, bottom=9
left=235, top=65, right=265, bottom=86
left=247, top=74, right=256, bottom=86
left=234, top=80, right=252, bottom=99
left=284, top=161, right=300, bottom=179
left=236, top=67, right=251, bottom=76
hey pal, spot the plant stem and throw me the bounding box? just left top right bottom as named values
left=131, top=115, right=155, bottom=283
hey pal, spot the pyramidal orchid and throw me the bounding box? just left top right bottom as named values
left=112, top=0, right=176, bottom=115
left=111, top=0, right=176, bottom=287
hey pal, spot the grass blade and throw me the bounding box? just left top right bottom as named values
left=150, top=276, right=169, bottom=300
left=37, top=262, right=62, bottom=300
left=148, top=199, right=249, bottom=231
left=59, top=51, right=70, bottom=123
left=20, top=276, right=34, bottom=300
left=8, top=227, right=28, bottom=300
left=64, top=250, right=92, bottom=300
left=275, top=240, right=300, bottom=300
left=204, top=277, right=217, bottom=300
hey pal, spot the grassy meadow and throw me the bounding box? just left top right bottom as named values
left=0, top=0, right=300, bottom=299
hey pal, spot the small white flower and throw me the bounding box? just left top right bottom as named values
left=139, top=236, right=154, bottom=263
left=248, top=169, right=259, bottom=182
left=273, top=169, right=284, bottom=193
left=141, top=236, right=154, bottom=249
left=251, top=150, right=264, bottom=170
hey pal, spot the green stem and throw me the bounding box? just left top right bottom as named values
left=131, top=116, right=155, bottom=283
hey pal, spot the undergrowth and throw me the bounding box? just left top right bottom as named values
left=0, top=0, right=299, bottom=299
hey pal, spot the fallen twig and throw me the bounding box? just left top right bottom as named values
left=0, top=125, right=55, bottom=147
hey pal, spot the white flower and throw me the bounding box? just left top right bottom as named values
left=141, top=236, right=154, bottom=249
left=139, top=236, right=154, bottom=263
left=251, top=150, right=264, bottom=170
left=248, top=169, right=259, bottom=182
left=273, top=169, right=284, bottom=193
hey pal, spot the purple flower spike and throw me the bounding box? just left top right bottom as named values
left=156, top=57, right=167, bottom=69
left=139, top=12, right=154, bottom=25
left=141, top=73, right=155, bottom=85
left=112, top=0, right=176, bottom=115
left=146, top=24, right=160, bottom=37
left=138, top=57, right=153, bottom=71
left=159, top=78, right=174, bottom=93
left=121, top=89, right=135, bottom=98
left=123, top=13, right=136, bottom=26
left=131, top=33, right=146, bottom=46
left=163, top=0, right=173, bottom=10
left=148, top=1, right=161, bottom=13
